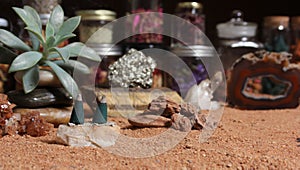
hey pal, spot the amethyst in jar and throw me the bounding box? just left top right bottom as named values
left=172, top=2, right=205, bottom=46
left=167, top=45, right=213, bottom=97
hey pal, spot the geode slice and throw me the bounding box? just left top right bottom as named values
left=227, top=50, right=300, bottom=109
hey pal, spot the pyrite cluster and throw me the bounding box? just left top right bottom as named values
left=108, top=49, right=156, bottom=88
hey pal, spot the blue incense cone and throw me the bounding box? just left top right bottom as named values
left=92, top=95, right=107, bottom=124
left=69, top=94, right=85, bottom=125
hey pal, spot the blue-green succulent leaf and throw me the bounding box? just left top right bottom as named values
left=44, top=60, right=79, bottom=99
left=8, top=51, right=43, bottom=73
left=54, top=59, right=91, bottom=74
left=28, top=32, right=40, bottom=51
left=46, top=36, right=56, bottom=49
left=50, top=47, right=70, bottom=62
left=49, top=5, right=64, bottom=34
left=22, top=65, right=40, bottom=93
left=54, top=33, right=76, bottom=46
left=25, top=26, right=45, bottom=43
left=46, top=23, right=55, bottom=41
left=0, top=29, right=31, bottom=51
left=24, top=6, right=42, bottom=30
left=57, top=16, right=81, bottom=36
left=63, top=42, right=100, bottom=62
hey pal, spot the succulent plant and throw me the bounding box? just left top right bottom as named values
left=0, top=5, right=100, bottom=99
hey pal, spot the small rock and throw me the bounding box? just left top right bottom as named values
left=226, top=163, right=232, bottom=168
left=18, top=111, right=53, bottom=137
left=180, top=103, right=204, bottom=130
left=3, top=111, right=53, bottom=137
left=148, top=96, right=181, bottom=117
left=127, top=96, right=206, bottom=131
left=185, top=144, right=192, bottom=149
left=180, top=103, right=198, bottom=118
left=56, top=123, right=120, bottom=147
left=128, top=114, right=172, bottom=127
left=5, top=115, right=20, bottom=136
left=7, top=88, right=73, bottom=108
left=0, top=94, right=15, bottom=119
left=171, top=114, right=192, bottom=132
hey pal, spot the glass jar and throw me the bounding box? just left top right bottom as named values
left=291, top=16, right=300, bottom=62
left=168, top=45, right=214, bottom=97
left=125, top=0, right=163, bottom=44
left=0, top=18, right=9, bottom=43
left=87, top=44, right=123, bottom=88
left=76, top=10, right=116, bottom=43
left=262, top=16, right=290, bottom=52
left=22, top=0, right=61, bottom=14
left=0, top=18, right=8, bottom=30
left=216, top=10, right=264, bottom=75
left=172, top=1, right=205, bottom=46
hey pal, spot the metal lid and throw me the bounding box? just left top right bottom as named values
left=0, top=18, right=8, bottom=27
left=76, top=10, right=116, bottom=21
left=171, top=45, right=215, bottom=57
left=86, top=43, right=122, bottom=56
left=39, top=14, right=51, bottom=26
left=39, top=14, right=68, bottom=26
left=217, top=10, right=257, bottom=38
left=177, top=2, right=202, bottom=9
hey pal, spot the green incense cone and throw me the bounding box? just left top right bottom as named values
left=69, top=94, right=85, bottom=125
left=92, top=95, right=107, bottom=124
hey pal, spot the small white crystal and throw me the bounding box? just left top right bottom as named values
left=184, top=72, right=222, bottom=110
left=56, top=123, right=120, bottom=148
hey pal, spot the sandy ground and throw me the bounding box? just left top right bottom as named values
left=0, top=106, right=299, bottom=169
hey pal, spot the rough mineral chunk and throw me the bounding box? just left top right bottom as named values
left=18, top=111, right=53, bottom=137
left=128, top=96, right=205, bottom=131
left=56, top=123, right=120, bottom=147
left=147, top=96, right=181, bottom=117
left=0, top=93, right=15, bottom=120
left=108, top=49, right=156, bottom=88
left=0, top=93, right=15, bottom=137
left=171, top=114, right=192, bottom=132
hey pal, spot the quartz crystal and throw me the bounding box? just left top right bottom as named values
left=184, top=72, right=222, bottom=110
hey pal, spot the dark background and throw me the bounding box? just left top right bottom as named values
left=1, top=0, right=300, bottom=45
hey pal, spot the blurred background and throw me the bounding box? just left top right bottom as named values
left=1, top=0, right=299, bottom=44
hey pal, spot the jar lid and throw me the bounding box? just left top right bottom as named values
left=86, top=43, right=122, bottom=56
left=39, top=14, right=51, bottom=26
left=171, top=45, right=215, bottom=57
left=76, top=10, right=116, bottom=21
left=263, top=16, right=289, bottom=28
left=217, top=10, right=257, bottom=38
left=0, top=18, right=8, bottom=27
left=39, top=14, right=68, bottom=26
left=177, top=2, right=202, bottom=9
